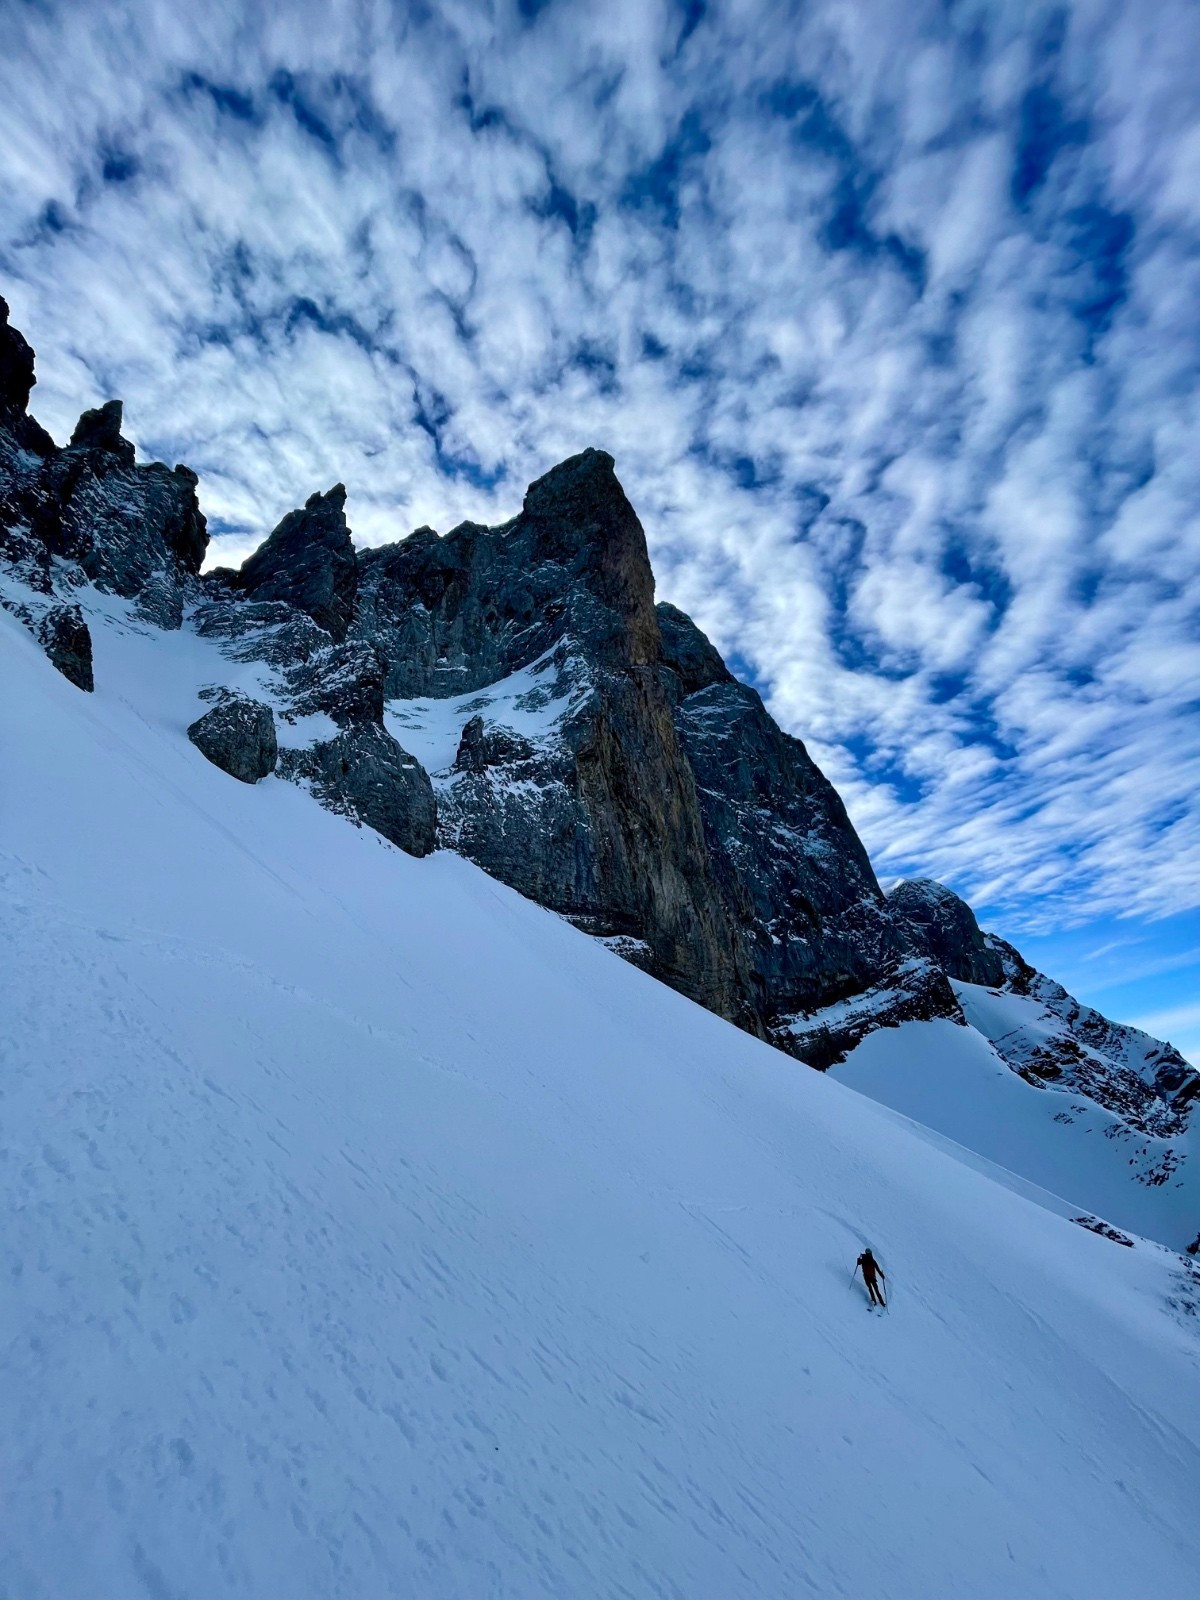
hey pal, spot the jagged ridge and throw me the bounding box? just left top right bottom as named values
left=1, top=298, right=1194, bottom=1214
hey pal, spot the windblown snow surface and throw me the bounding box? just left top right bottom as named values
left=3, top=600, right=1200, bottom=1600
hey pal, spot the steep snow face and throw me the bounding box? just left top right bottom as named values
left=833, top=1003, right=1200, bottom=1253
left=3, top=601, right=1200, bottom=1600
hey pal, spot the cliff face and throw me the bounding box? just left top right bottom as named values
left=356, top=450, right=755, bottom=1026
left=1, top=300, right=1191, bottom=1142
left=348, top=449, right=951, bottom=1042
left=658, top=605, right=930, bottom=1035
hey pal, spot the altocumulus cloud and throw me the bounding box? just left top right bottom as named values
left=1, top=0, right=1198, bottom=939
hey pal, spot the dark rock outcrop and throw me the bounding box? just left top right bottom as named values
left=1072, top=1215, right=1135, bottom=1247
left=0, top=295, right=38, bottom=419
left=0, top=320, right=209, bottom=630
left=69, top=399, right=135, bottom=464
left=354, top=450, right=756, bottom=1025
left=193, top=593, right=330, bottom=669
left=454, top=716, right=536, bottom=772
left=37, top=603, right=94, bottom=691
left=234, top=485, right=357, bottom=642
left=782, top=958, right=962, bottom=1070
left=32, top=413, right=209, bottom=626
left=888, top=879, right=1005, bottom=988
left=284, top=639, right=386, bottom=726
left=188, top=693, right=278, bottom=784
left=279, top=724, right=437, bottom=857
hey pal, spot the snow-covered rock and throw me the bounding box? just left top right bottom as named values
left=279, top=721, right=438, bottom=857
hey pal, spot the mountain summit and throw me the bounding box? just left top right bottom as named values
left=1, top=301, right=1196, bottom=1255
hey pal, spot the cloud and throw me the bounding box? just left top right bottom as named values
left=0, top=0, right=1197, bottom=941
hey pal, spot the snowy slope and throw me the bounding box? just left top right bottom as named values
left=3, top=599, right=1200, bottom=1600
left=834, top=1016, right=1200, bottom=1253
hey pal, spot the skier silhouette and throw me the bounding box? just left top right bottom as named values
left=854, top=1248, right=886, bottom=1307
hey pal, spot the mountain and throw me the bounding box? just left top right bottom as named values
left=7, top=518, right=1200, bottom=1599
left=6, top=296, right=1200, bottom=1597
left=849, top=879, right=1200, bottom=1251
left=1, top=294, right=1196, bottom=1258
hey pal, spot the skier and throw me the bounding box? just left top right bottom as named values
left=854, top=1247, right=886, bottom=1307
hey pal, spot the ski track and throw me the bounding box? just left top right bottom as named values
left=2, top=601, right=1200, bottom=1598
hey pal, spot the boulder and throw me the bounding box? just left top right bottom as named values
left=37, top=604, right=93, bottom=692
left=453, top=716, right=536, bottom=772
left=188, top=694, right=278, bottom=784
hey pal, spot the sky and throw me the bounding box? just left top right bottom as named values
left=1, top=0, right=1197, bottom=1057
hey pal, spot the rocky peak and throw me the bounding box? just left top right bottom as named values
left=68, top=400, right=135, bottom=467
left=236, top=483, right=357, bottom=642
left=0, top=295, right=37, bottom=417
left=353, top=451, right=661, bottom=698
left=656, top=602, right=734, bottom=698
left=888, top=879, right=1005, bottom=988
left=520, top=448, right=659, bottom=667
left=0, top=305, right=207, bottom=632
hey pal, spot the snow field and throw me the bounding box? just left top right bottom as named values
left=2, top=601, right=1199, bottom=1599
left=835, top=1003, right=1200, bottom=1251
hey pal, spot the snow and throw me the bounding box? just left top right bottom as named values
left=384, top=644, right=590, bottom=775
left=833, top=1010, right=1200, bottom=1252
left=3, top=598, right=1200, bottom=1598
left=275, top=708, right=341, bottom=748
